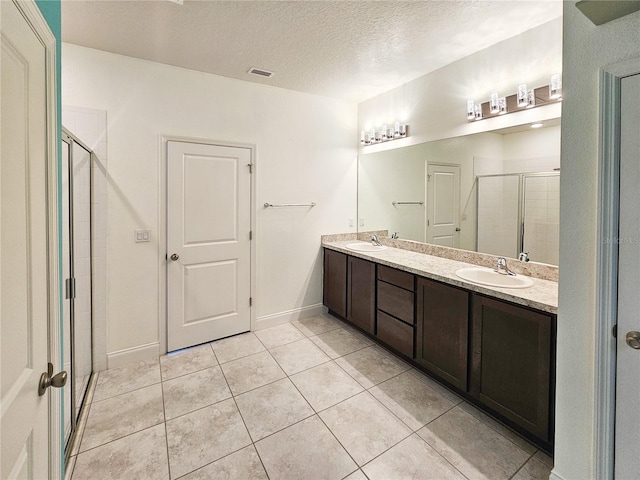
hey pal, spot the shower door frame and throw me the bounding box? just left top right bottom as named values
left=61, top=128, right=94, bottom=460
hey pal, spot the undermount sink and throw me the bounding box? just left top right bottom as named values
left=345, top=242, right=387, bottom=253
left=455, top=267, right=534, bottom=289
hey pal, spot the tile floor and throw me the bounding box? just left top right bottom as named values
left=67, top=314, right=554, bottom=480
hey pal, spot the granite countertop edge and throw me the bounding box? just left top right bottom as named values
left=322, top=240, right=558, bottom=315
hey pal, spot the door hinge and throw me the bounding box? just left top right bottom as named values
left=65, top=278, right=76, bottom=300
left=427, top=219, right=430, bottom=226
left=249, top=230, right=253, bottom=240
left=612, top=324, right=617, bottom=338
left=249, top=297, right=253, bottom=307
left=427, top=174, right=432, bottom=182
left=247, top=163, right=254, bottom=173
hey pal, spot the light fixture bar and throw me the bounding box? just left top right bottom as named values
left=361, top=122, right=408, bottom=145
left=467, top=80, right=561, bottom=122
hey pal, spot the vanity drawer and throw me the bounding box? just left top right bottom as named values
left=377, top=281, right=415, bottom=324
left=378, top=265, right=414, bottom=291
left=377, top=310, right=414, bottom=358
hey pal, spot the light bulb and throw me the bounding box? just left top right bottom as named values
left=498, top=97, right=507, bottom=115
left=527, top=89, right=535, bottom=108
left=549, top=74, right=562, bottom=100
left=490, top=93, right=499, bottom=114
left=517, top=84, right=528, bottom=108
left=474, top=104, right=483, bottom=120
left=467, top=100, right=475, bottom=120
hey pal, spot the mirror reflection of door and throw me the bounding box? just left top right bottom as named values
left=426, top=164, right=460, bottom=248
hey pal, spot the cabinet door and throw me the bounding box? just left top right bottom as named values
left=416, top=278, right=469, bottom=390
left=470, top=295, right=553, bottom=441
left=323, top=249, right=347, bottom=317
left=347, top=256, right=376, bottom=334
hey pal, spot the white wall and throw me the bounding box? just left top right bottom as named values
left=358, top=18, right=563, bottom=152
left=62, top=44, right=358, bottom=362
left=554, top=5, right=640, bottom=480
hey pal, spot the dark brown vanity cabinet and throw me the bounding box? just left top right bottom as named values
left=323, top=250, right=375, bottom=333
left=376, top=265, right=415, bottom=357
left=416, top=278, right=470, bottom=390
left=323, top=249, right=347, bottom=317
left=322, top=247, right=556, bottom=449
left=470, top=295, right=554, bottom=442
left=346, top=256, right=376, bottom=334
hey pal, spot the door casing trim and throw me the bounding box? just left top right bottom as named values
left=594, top=57, right=640, bottom=480
left=158, top=135, right=257, bottom=355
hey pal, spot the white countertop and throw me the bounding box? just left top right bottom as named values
left=323, top=240, right=558, bottom=314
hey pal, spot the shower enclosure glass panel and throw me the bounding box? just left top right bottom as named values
left=476, top=174, right=520, bottom=259
left=62, top=129, right=94, bottom=457
left=523, top=174, right=560, bottom=265
left=476, top=172, right=560, bottom=264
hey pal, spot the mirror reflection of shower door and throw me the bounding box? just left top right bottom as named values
left=476, top=175, right=520, bottom=258
left=522, top=174, right=560, bottom=265
left=62, top=130, right=94, bottom=457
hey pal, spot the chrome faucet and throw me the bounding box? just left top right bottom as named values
left=391, top=232, right=399, bottom=239
left=370, top=234, right=382, bottom=246
left=494, top=257, right=516, bottom=276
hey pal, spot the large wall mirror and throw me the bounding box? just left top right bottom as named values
left=357, top=118, right=560, bottom=266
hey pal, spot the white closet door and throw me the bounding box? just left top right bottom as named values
left=167, top=141, right=251, bottom=351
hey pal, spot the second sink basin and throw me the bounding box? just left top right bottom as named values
left=455, top=267, right=534, bottom=289
left=345, top=242, right=387, bottom=253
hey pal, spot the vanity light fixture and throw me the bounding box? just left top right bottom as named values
left=360, top=121, right=409, bottom=145
left=549, top=74, right=562, bottom=100
left=466, top=74, right=562, bottom=122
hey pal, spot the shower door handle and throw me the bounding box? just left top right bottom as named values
left=170, top=253, right=179, bottom=261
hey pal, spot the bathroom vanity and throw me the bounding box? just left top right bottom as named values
left=322, top=238, right=557, bottom=454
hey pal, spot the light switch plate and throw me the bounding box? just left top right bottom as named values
left=135, top=229, right=151, bottom=243
left=349, top=217, right=355, bottom=227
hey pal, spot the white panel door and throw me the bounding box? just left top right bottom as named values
left=167, top=142, right=251, bottom=351
left=615, top=73, right=640, bottom=480
left=426, top=164, right=460, bottom=247
left=1, top=1, right=52, bottom=478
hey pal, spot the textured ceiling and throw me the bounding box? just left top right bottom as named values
left=62, top=0, right=562, bottom=103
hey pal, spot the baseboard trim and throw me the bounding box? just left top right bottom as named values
left=549, top=469, right=567, bottom=480
left=107, top=342, right=160, bottom=369
left=254, top=303, right=326, bottom=330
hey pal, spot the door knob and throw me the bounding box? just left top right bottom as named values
left=626, top=331, right=640, bottom=349
left=38, top=362, right=67, bottom=396
left=170, top=253, right=179, bottom=261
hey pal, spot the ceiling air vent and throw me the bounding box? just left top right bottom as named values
left=248, top=67, right=274, bottom=78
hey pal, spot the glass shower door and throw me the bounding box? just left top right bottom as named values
left=62, top=130, right=94, bottom=459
